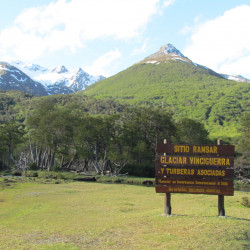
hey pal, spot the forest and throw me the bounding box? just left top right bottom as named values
left=0, top=90, right=249, bottom=179
left=84, top=62, right=250, bottom=140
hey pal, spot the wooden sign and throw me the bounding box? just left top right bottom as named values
left=155, top=143, right=235, bottom=196
left=155, top=141, right=235, bottom=216
left=157, top=143, right=235, bottom=156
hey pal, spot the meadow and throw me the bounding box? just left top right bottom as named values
left=0, top=178, right=249, bottom=249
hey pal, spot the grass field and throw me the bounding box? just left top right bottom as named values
left=0, top=178, right=249, bottom=249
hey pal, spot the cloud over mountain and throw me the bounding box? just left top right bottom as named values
left=184, top=5, right=250, bottom=78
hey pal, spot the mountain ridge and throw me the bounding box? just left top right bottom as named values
left=83, top=44, right=250, bottom=139
left=0, top=61, right=105, bottom=95
left=0, top=62, right=47, bottom=96
left=0, top=44, right=249, bottom=96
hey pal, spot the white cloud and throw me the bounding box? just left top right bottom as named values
left=184, top=5, right=250, bottom=78
left=131, top=42, right=148, bottom=56
left=162, top=0, right=175, bottom=8
left=0, top=0, right=165, bottom=61
left=193, top=14, right=202, bottom=24
left=84, top=49, right=121, bottom=76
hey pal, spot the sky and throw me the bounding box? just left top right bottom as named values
left=0, top=0, right=250, bottom=78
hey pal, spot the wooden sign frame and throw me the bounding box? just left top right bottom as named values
left=155, top=140, right=235, bottom=216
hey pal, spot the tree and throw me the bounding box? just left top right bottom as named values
left=234, top=112, right=250, bottom=179
left=176, top=118, right=209, bottom=144
left=107, top=107, right=176, bottom=175
left=25, top=100, right=77, bottom=170
left=0, top=121, right=25, bottom=169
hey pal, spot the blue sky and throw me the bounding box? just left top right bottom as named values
left=0, top=0, right=250, bottom=78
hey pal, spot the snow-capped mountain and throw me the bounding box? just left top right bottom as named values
left=221, top=74, right=250, bottom=83
left=142, top=44, right=193, bottom=64
left=9, top=61, right=105, bottom=95
left=142, top=44, right=250, bottom=82
left=0, top=44, right=249, bottom=97
left=0, top=62, right=47, bottom=96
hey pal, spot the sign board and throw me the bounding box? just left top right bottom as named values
left=155, top=143, right=235, bottom=196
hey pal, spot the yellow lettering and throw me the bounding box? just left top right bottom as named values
left=217, top=158, right=221, bottom=165
left=170, top=157, right=173, bottom=164
left=195, top=158, right=200, bottom=165
left=221, top=158, right=225, bottom=165
left=172, top=157, right=176, bottom=164
left=200, top=158, right=204, bottom=164
left=160, top=156, right=165, bottom=164
left=183, top=157, right=187, bottom=164
left=174, top=145, right=190, bottom=153
left=190, top=157, right=194, bottom=164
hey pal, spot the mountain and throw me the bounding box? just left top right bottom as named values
left=221, top=74, right=250, bottom=83
left=0, top=61, right=105, bottom=95
left=84, top=44, right=250, bottom=139
left=0, top=62, right=47, bottom=96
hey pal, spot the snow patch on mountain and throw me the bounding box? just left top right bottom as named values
left=142, top=43, right=193, bottom=65
left=11, top=61, right=105, bottom=94
left=221, top=74, right=250, bottom=83
left=141, top=44, right=250, bottom=82
left=163, top=43, right=185, bottom=58
left=0, top=61, right=48, bottom=96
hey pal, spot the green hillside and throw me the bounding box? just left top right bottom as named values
left=84, top=61, right=250, bottom=140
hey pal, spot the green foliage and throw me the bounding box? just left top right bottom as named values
left=0, top=79, right=248, bottom=178
left=84, top=61, right=250, bottom=139
left=234, top=112, right=250, bottom=179
left=238, top=112, right=250, bottom=156
left=0, top=90, right=35, bottom=122
left=25, top=103, right=177, bottom=175
left=176, top=118, right=210, bottom=144
left=25, top=171, right=38, bottom=177
left=0, top=120, right=25, bottom=169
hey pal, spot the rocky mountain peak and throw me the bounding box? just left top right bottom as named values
left=141, top=43, right=191, bottom=64
left=161, top=43, right=185, bottom=57
left=0, top=61, right=105, bottom=95
left=52, top=65, right=68, bottom=74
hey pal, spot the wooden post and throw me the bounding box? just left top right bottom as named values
left=217, top=140, right=225, bottom=216
left=164, top=193, right=171, bottom=215
left=218, top=195, right=225, bottom=216
left=163, top=139, right=172, bottom=215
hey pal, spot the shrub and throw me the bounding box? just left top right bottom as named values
left=51, top=165, right=61, bottom=172
left=29, top=163, right=38, bottom=170
left=241, top=197, right=250, bottom=208
left=26, top=171, right=38, bottom=177
left=122, top=163, right=154, bottom=177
